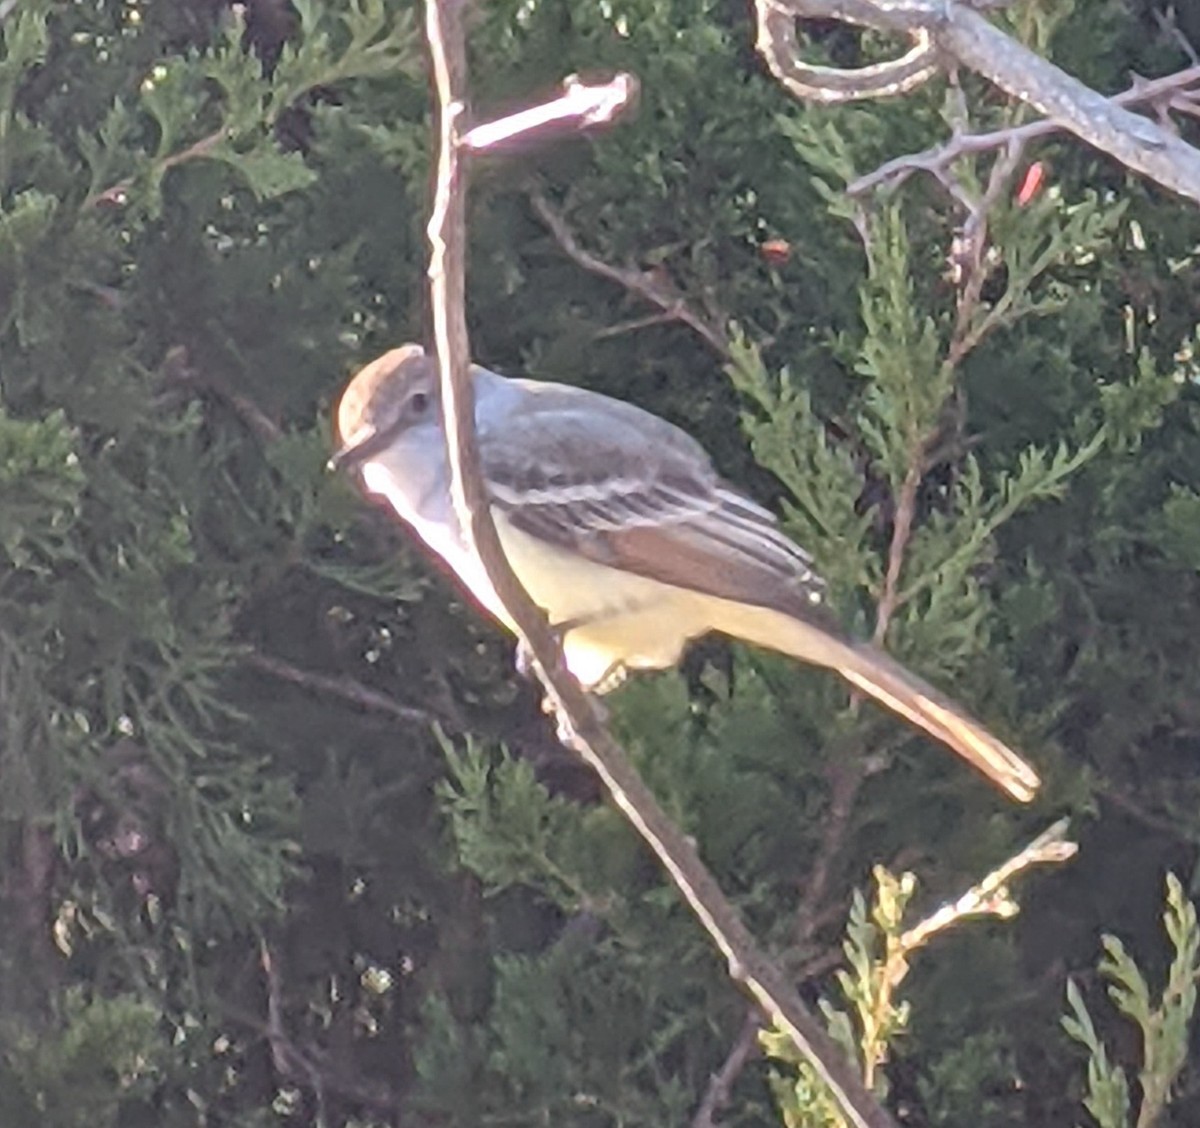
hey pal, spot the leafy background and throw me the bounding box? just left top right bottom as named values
left=2, top=0, right=1200, bottom=1125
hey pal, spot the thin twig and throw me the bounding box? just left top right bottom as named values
left=1154, top=8, right=1200, bottom=68
left=794, top=944, right=846, bottom=982
left=686, top=938, right=856, bottom=1125
left=794, top=757, right=871, bottom=947
left=161, top=345, right=283, bottom=443
left=872, top=134, right=1026, bottom=645
left=462, top=73, right=638, bottom=150
left=530, top=190, right=731, bottom=359
left=897, top=818, right=1076, bottom=953
left=245, top=651, right=444, bottom=727
left=690, top=1013, right=763, bottom=1128
left=424, top=3, right=893, bottom=1126
left=847, top=65, right=1200, bottom=200
left=762, top=0, right=1200, bottom=203
left=260, top=939, right=328, bottom=1120
left=592, top=310, right=686, bottom=340
left=1097, top=782, right=1200, bottom=845
left=83, top=128, right=228, bottom=210
left=946, top=138, right=1024, bottom=362
left=857, top=819, right=1076, bottom=1086
left=873, top=461, right=923, bottom=646
left=248, top=938, right=408, bottom=1119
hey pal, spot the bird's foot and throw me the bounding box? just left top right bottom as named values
left=589, top=661, right=628, bottom=696
left=513, top=628, right=618, bottom=735
left=513, top=614, right=596, bottom=684
left=514, top=637, right=537, bottom=682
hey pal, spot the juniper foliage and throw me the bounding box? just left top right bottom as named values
left=3, top=1, right=1200, bottom=1125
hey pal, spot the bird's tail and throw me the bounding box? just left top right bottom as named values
left=835, top=644, right=1039, bottom=802
left=710, top=602, right=1041, bottom=803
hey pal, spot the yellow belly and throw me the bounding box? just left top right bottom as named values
left=361, top=458, right=718, bottom=687
left=494, top=519, right=717, bottom=688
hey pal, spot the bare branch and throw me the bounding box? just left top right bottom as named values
left=690, top=1013, right=763, bottom=1128
left=463, top=73, right=638, bottom=150
left=425, top=3, right=893, bottom=1126
left=592, top=310, right=688, bottom=341
left=244, top=651, right=445, bottom=728
left=84, top=128, right=228, bottom=211
left=1155, top=8, right=1199, bottom=68
left=760, top=0, right=1200, bottom=204
left=854, top=819, right=1076, bottom=1086
left=161, top=345, right=283, bottom=444
left=755, top=0, right=939, bottom=104
left=260, top=939, right=329, bottom=1120
left=848, top=66, right=1200, bottom=200
left=868, top=140, right=1026, bottom=645
left=898, top=818, right=1076, bottom=953
left=873, top=462, right=923, bottom=645
left=1096, top=782, right=1200, bottom=846
left=530, top=190, right=731, bottom=359
left=793, top=754, right=877, bottom=947
left=251, top=938, right=409, bottom=1119
left=943, top=138, right=1025, bottom=368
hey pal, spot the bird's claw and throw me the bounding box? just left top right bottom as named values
left=513, top=627, right=617, bottom=733
left=589, top=661, right=628, bottom=696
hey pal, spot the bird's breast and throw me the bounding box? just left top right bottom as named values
left=358, top=457, right=715, bottom=688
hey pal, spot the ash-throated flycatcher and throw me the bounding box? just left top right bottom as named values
left=330, top=344, right=1040, bottom=802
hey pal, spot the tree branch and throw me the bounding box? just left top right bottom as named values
left=83, top=128, right=228, bottom=211
left=897, top=817, right=1077, bottom=953
left=244, top=651, right=445, bottom=728
left=462, top=74, right=638, bottom=150
left=755, top=0, right=938, bottom=104
left=160, top=345, right=283, bottom=444
left=529, top=190, right=731, bottom=359
left=847, top=66, right=1200, bottom=201
left=759, top=0, right=1200, bottom=204
left=793, top=752, right=880, bottom=947
left=868, top=115, right=1025, bottom=646
left=424, top=3, right=894, bottom=1126
left=873, top=461, right=923, bottom=645
left=690, top=1012, right=763, bottom=1128
left=246, top=938, right=409, bottom=1119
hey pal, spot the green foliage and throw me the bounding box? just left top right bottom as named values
left=3, top=0, right=1200, bottom=1125
left=769, top=831, right=1072, bottom=1127
left=72, top=0, right=419, bottom=216
left=0, top=407, right=84, bottom=570
left=0, top=989, right=163, bottom=1128
left=1064, top=979, right=1134, bottom=1128
left=727, top=330, right=876, bottom=602
left=1063, top=875, right=1200, bottom=1128
left=762, top=871, right=919, bottom=1125
left=439, top=734, right=620, bottom=909
left=730, top=177, right=1167, bottom=693
left=916, top=1027, right=1018, bottom=1127
left=834, top=869, right=916, bottom=1085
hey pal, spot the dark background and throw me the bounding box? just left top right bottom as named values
left=2, top=0, right=1200, bottom=1124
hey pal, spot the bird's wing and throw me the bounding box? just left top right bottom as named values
left=477, top=382, right=831, bottom=622
left=475, top=379, right=1041, bottom=803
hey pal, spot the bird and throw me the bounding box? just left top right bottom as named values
left=330, top=343, right=1040, bottom=803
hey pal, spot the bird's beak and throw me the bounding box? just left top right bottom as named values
left=327, top=424, right=386, bottom=472
left=327, top=442, right=357, bottom=472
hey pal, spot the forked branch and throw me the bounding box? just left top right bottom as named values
left=757, top=0, right=1200, bottom=203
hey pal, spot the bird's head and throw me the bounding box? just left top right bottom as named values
left=328, top=343, right=440, bottom=471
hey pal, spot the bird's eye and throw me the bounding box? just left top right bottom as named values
left=409, top=391, right=430, bottom=416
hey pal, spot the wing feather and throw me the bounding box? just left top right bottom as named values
left=477, top=387, right=830, bottom=621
